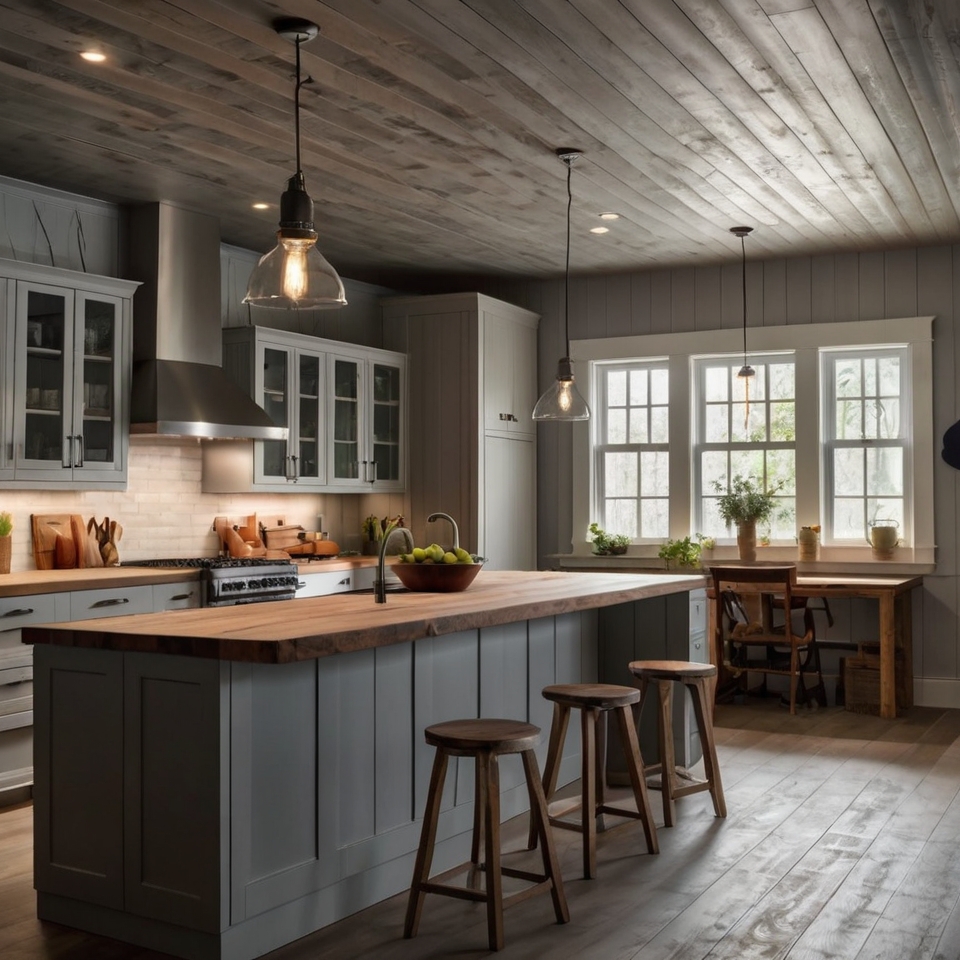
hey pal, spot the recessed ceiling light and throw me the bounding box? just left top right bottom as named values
left=590, top=226, right=610, bottom=235
left=80, top=51, right=106, bottom=63
left=252, top=202, right=270, bottom=210
left=599, top=212, right=620, bottom=220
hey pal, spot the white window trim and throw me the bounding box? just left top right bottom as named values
left=570, top=317, right=934, bottom=567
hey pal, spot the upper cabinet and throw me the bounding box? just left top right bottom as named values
left=203, top=326, right=405, bottom=494
left=0, top=258, right=137, bottom=489
left=482, top=310, right=538, bottom=437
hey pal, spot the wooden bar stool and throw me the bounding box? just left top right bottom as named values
left=528, top=683, right=659, bottom=878
left=404, top=718, right=569, bottom=952
left=627, top=661, right=726, bottom=828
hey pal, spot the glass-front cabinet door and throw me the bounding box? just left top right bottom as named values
left=327, top=352, right=404, bottom=491
left=253, top=340, right=325, bottom=486
left=13, top=281, right=125, bottom=483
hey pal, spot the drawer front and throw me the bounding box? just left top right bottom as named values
left=70, top=585, right=154, bottom=621
left=296, top=570, right=357, bottom=598
left=153, top=581, right=202, bottom=611
left=0, top=593, right=61, bottom=630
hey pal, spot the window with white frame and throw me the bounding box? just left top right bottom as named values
left=594, top=361, right=670, bottom=540
left=694, top=355, right=797, bottom=540
left=573, top=317, right=933, bottom=561
left=822, top=347, right=909, bottom=541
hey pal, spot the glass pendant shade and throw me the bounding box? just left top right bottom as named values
left=244, top=233, right=346, bottom=308
left=533, top=357, right=590, bottom=421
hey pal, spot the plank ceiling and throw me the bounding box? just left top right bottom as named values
left=0, top=0, right=958, bottom=286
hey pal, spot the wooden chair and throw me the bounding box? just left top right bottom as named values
left=404, top=718, right=569, bottom=952
left=527, top=683, right=659, bottom=878
left=711, top=564, right=826, bottom=715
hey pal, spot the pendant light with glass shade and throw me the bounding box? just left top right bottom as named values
left=532, top=148, right=590, bottom=421
left=243, top=18, right=347, bottom=309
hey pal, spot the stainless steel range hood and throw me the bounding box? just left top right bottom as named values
left=127, top=203, right=287, bottom=440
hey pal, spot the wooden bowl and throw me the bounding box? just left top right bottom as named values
left=392, top=560, right=483, bottom=592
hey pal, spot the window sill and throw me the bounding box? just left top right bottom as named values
left=552, top=551, right=935, bottom=577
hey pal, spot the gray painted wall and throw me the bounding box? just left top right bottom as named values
left=450, top=245, right=960, bottom=699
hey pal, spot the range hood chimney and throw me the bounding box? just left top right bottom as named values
left=127, top=203, right=287, bottom=440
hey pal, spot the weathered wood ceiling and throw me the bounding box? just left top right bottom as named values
left=0, top=0, right=957, bottom=286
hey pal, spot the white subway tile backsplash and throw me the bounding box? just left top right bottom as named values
left=2, top=441, right=341, bottom=571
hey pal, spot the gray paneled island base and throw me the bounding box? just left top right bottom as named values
left=25, top=571, right=704, bottom=960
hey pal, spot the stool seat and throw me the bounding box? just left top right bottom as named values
left=405, top=717, right=568, bottom=951
left=541, top=682, right=641, bottom=709
left=531, top=682, right=658, bottom=878
left=630, top=661, right=717, bottom=681
left=628, top=660, right=726, bottom=827
left=425, top=718, right=541, bottom=755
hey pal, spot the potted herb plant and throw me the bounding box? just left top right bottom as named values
left=712, top=475, right=783, bottom=560
left=0, top=511, right=12, bottom=574
left=657, top=535, right=702, bottom=569
left=588, top=522, right=630, bottom=556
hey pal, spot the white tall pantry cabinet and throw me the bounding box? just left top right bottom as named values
left=382, top=293, right=538, bottom=570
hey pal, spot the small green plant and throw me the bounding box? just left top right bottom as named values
left=589, top=522, right=630, bottom=555
left=698, top=534, right=715, bottom=551
left=712, top=475, right=784, bottom=527
left=0, top=512, right=12, bottom=537
left=657, top=535, right=702, bottom=568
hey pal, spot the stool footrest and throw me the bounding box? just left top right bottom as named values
left=671, top=780, right=712, bottom=799
left=420, top=881, right=487, bottom=903
left=501, top=880, right=556, bottom=910
left=500, top=866, right=550, bottom=884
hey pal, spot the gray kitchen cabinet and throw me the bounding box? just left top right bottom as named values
left=202, top=326, right=405, bottom=494
left=382, top=293, right=538, bottom=569
left=0, top=258, right=137, bottom=488
left=70, top=584, right=155, bottom=621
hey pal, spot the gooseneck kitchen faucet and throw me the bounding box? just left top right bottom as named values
left=427, top=512, right=459, bottom=550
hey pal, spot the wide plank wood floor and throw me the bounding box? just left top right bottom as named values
left=4, top=701, right=960, bottom=960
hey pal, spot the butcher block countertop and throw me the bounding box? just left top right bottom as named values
left=23, top=570, right=705, bottom=664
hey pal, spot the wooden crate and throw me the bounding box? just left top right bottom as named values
left=843, top=649, right=907, bottom=715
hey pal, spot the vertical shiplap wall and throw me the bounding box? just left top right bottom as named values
left=457, top=245, right=960, bottom=699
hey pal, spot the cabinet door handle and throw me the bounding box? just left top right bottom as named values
left=91, top=597, right=130, bottom=608
left=2, top=608, right=34, bottom=617
left=74, top=434, right=84, bottom=467
left=62, top=436, right=72, bottom=468
left=338, top=577, right=351, bottom=586
left=499, top=412, right=518, bottom=422
left=169, top=593, right=194, bottom=602
left=286, top=454, right=299, bottom=482
left=368, top=460, right=377, bottom=484
left=297, top=580, right=307, bottom=589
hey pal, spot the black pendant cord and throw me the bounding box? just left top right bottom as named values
left=740, top=231, right=747, bottom=366
left=293, top=36, right=304, bottom=176
left=564, top=159, right=572, bottom=358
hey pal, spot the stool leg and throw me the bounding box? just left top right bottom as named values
left=580, top=705, right=598, bottom=878
left=528, top=701, right=569, bottom=850
left=657, top=679, right=678, bottom=827
left=478, top=749, right=504, bottom=951
left=471, top=759, right=483, bottom=866
left=687, top=677, right=727, bottom=818
left=613, top=704, right=659, bottom=855
left=404, top=747, right=449, bottom=939
left=521, top=748, right=570, bottom=926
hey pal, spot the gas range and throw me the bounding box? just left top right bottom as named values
left=122, top=557, right=299, bottom=606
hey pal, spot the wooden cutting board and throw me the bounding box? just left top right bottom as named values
left=31, top=514, right=84, bottom=570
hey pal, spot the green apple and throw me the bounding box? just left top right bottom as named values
left=412, top=547, right=426, bottom=562
left=442, top=551, right=458, bottom=564
left=454, top=547, right=472, bottom=563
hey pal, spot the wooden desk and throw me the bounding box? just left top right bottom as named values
left=708, top=573, right=923, bottom=719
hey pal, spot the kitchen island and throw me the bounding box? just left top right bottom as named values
left=26, top=570, right=703, bottom=960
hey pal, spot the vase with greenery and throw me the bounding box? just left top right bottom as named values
left=0, top=511, right=12, bottom=574
left=589, top=522, right=630, bottom=556
left=712, top=476, right=783, bottom=561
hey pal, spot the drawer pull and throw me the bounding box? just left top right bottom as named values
left=2, top=608, right=34, bottom=618
left=170, top=593, right=193, bottom=602
left=91, top=597, right=131, bottom=608
left=298, top=581, right=307, bottom=589
left=338, top=577, right=351, bottom=586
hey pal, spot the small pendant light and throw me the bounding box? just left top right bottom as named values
left=731, top=226, right=754, bottom=380
left=244, top=18, right=347, bottom=309
left=533, top=148, right=590, bottom=421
